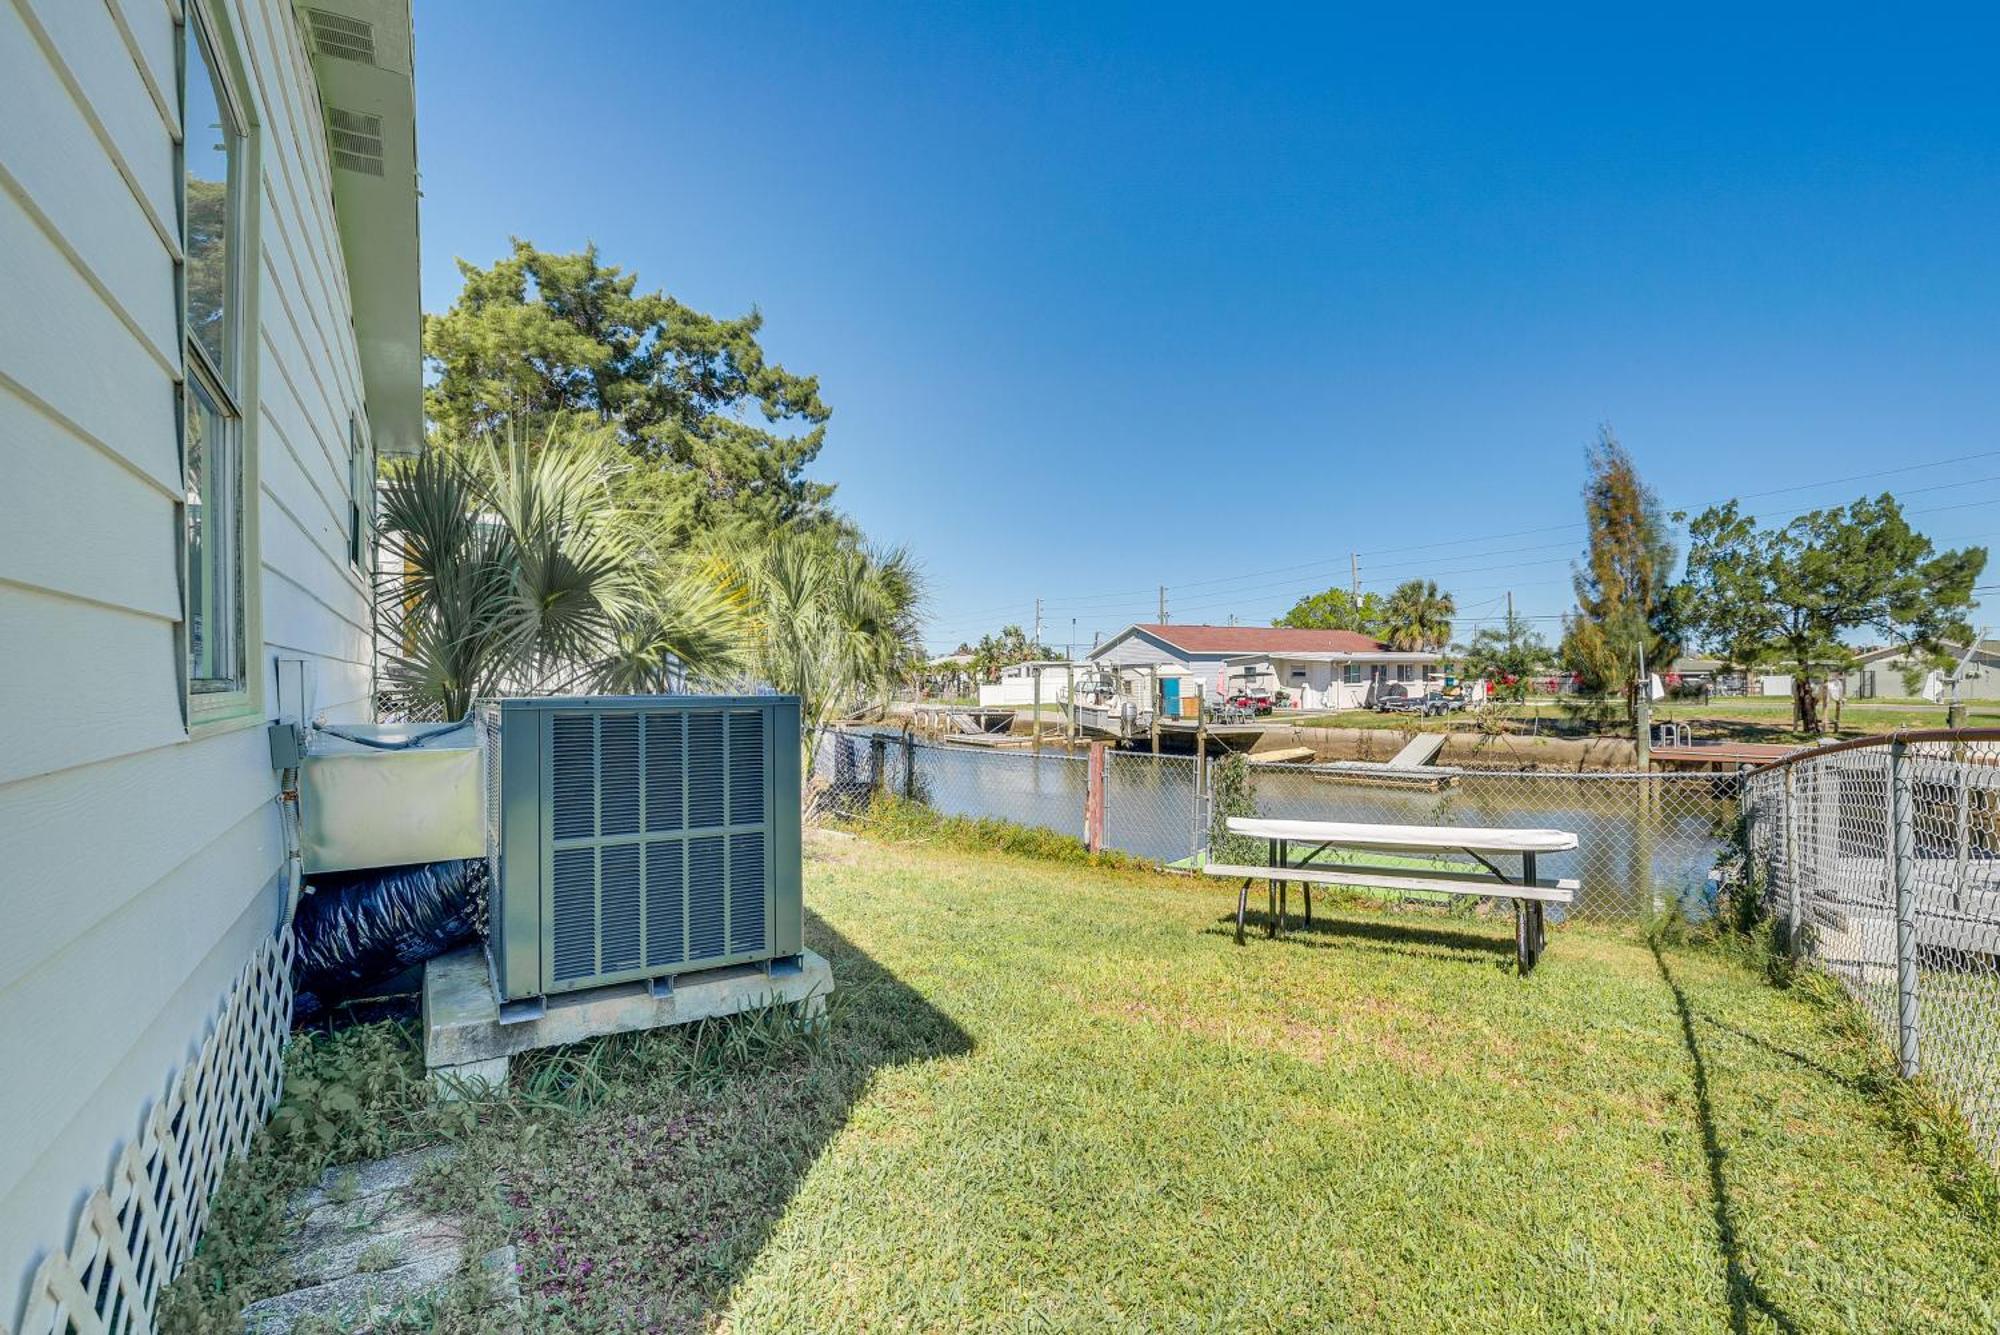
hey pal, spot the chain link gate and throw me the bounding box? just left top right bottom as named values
left=1743, top=730, right=2000, bottom=1158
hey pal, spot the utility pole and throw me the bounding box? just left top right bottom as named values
left=1033, top=597, right=1043, bottom=648
left=1158, top=585, right=1168, bottom=624
left=1350, top=553, right=1360, bottom=600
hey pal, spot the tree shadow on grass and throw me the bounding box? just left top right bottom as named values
left=493, top=907, right=972, bottom=1331
left=1651, top=941, right=1803, bottom=1335
left=1692, top=1008, right=1870, bottom=1096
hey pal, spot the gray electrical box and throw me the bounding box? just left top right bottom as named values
left=480, top=695, right=803, bottom=1002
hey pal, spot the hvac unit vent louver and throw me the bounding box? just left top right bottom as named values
left=480, top=696, right=802, bottom=1003
left=325, top=107, right=385, bottom=176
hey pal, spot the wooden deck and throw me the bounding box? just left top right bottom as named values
left=1650, top=741, right=1799, bottom=771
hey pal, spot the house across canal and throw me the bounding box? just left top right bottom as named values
left=1087, top=623, right=1442, bottom=713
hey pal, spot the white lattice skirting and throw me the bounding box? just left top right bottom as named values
left=11, top=928, right=295, bottom=1335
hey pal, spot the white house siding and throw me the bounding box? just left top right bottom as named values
left=0, top=0, right=376, bottom=1319
left=1843, top=651, right=2000, bottom=701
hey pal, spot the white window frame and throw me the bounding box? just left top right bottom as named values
left=179, top=0, right=262, bottom=730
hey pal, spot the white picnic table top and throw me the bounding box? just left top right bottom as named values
left=1225, top=817, right=1578, bottom=855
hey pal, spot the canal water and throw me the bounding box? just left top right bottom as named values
left=826, top=731, right=1733, bottom=924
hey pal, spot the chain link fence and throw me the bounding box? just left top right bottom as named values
left=1743, top=731, right=2000, bottom=1158
left=813, top=728, right=1734, bottom=928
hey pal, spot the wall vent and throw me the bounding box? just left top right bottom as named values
left=326, top=107, right=385, bottom=176
left=306, top=8, right=378, bottom=65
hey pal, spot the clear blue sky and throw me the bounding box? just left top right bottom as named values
left=411, top=3, right=2000, bottom=655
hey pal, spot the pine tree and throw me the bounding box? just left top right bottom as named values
left=1560, top=427, right=1677, bottom=706
left=423, top=240, right=836, bottom=544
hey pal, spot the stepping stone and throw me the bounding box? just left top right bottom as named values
left=239, top=1147, right=519, bottom=1333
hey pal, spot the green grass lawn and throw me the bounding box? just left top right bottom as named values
left=1652, top=694, right=2000, bottom=738
left=1278, top=694, right=2000, bottom=744
left=167, top=834, right=2000, bottom=1332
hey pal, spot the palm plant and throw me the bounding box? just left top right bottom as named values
left=378, top=425, right=736, bottom=716
left=726, top=532, right=926, bottom=773
left=594, top=559, right=747, bottom=694
left=1382, top=578, right=1456, bottom=652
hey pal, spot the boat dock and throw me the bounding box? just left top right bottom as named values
left=1648, top=741, right=1798, bottom=771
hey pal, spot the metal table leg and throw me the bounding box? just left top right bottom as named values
left=1277, top=838, right=1289, bottom=939
left=1266, top=838, right=1278, bottom=938
left=1236, top=878, right=1250, bottom=945
left=1521, top=852, right=1541, bottom=974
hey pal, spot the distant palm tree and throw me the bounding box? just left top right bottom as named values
left=1382, top=579, right=1456, bottom=652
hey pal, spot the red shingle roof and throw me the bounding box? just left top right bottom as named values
left=1133, top=624, right=1390, bottom=654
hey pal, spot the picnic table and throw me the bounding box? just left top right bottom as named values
left=1202, top=817, right=1579, bottom=973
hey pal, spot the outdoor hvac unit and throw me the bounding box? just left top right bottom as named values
left=480, top=695, right=803, bottom=1004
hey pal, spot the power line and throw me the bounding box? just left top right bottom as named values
left=923, top=465, right=2000, bottom=642
left=926, top=490, right=2000, bottom=647
left=935, top=449, right=2000, bottom=628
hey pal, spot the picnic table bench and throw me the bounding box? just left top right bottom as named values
left=1202, top=817, right=1580, bottom=973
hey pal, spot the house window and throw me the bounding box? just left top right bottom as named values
left=184, top=373, right=241, bottom=689
left=181, top=6, right=248, bottom=701
left=1397, top=664, right=1416, bottom=683
left=1343, top=663, right=1362, bottom=685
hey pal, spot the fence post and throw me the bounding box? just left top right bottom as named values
left=1067, top=662, right=1077, bottom=743
left=1782, top=765, right=1800, bottom=957
left=1191, top=752, right=1205, bottom=863
left=869, top=734, right=887, bottom=794
left=1888, top=736, right=1920, bottom=1079
left=1952, top=734, right=1970, bottom=911
left=1085, top=742, right=1106, bottom=852
left=1149, top=666, right=1160, bottom=755
left=902, top=728, right=917, bottom=801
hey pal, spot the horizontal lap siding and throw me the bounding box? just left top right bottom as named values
left=0, top=389, right=180, bottom=620
left=0, top=0, right=379, bottom=1321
